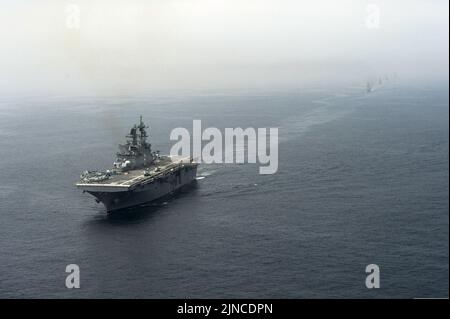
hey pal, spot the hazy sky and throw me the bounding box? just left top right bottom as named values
left=0, top=0, right=448, bottom=96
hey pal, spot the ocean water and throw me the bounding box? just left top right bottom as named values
left=0, top=84, right=448, bottom=298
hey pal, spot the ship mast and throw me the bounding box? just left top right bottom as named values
left=138, top=115, right=148, bottom=149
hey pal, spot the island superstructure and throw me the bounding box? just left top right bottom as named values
left=76, top=116, right=198, bottom=212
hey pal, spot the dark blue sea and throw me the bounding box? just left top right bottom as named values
left=0, top=84, right=448, bottom=298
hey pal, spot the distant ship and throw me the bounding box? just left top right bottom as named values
left=366, top=81, right=373, bottom=93
left=76, top=117, right=198, bottom=212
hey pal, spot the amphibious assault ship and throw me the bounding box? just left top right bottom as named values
left=76, top=117, right=198, bottom=212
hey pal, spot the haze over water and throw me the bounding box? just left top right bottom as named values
left=0, top=0, right=448, bottom=298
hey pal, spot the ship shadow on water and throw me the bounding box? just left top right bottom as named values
left=97, top=180, right=199, bottom=225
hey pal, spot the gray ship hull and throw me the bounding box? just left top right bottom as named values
left=87, top=165, right=197, bottom=212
